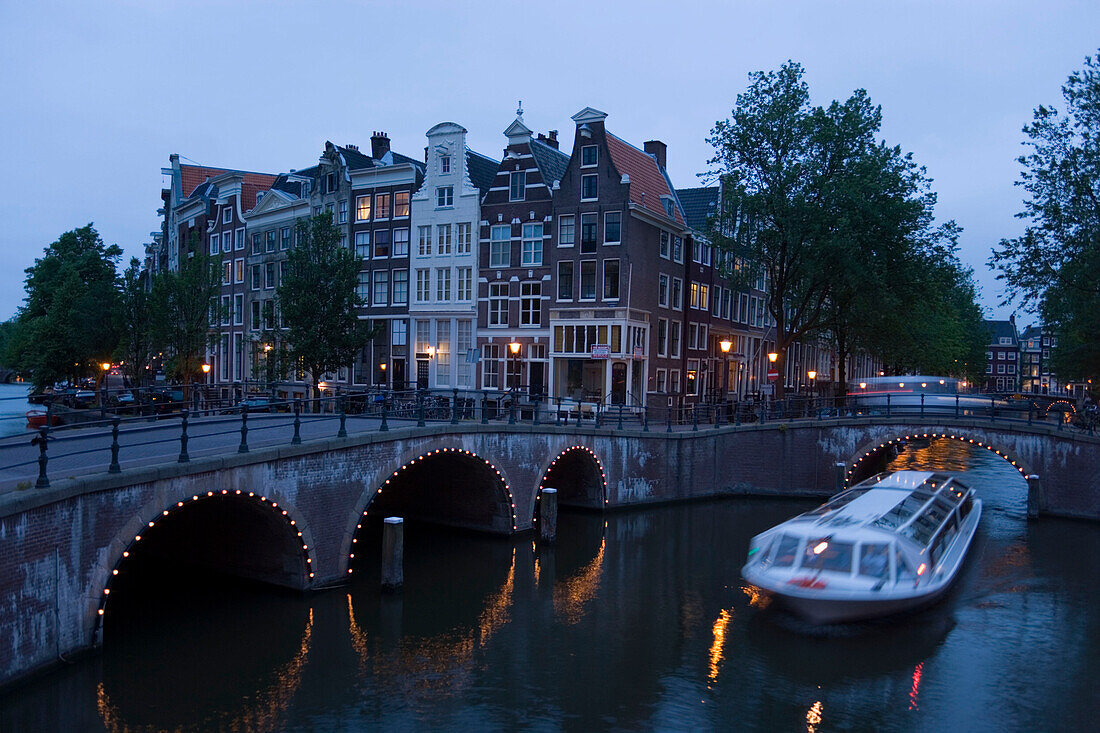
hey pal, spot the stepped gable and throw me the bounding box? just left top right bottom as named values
left=605, top=132, right=684, bottom=226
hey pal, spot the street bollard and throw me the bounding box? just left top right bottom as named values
left=109, top=417, right=121, bottom=473
left=292, top=399, right=303, bottom=443
left=178, top=409, right=190, bottom=463
left=35, top=426, right=49, bottom=489
left=540, top=488, right=558, bottom=544
left=382, top=517, right=404, bottom=590
left=238, top=405, right=249, bottom=453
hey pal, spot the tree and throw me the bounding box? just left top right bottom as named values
left=707, top=62, right=937, bottom=398
left=991, top=50, right=1100, bottom=389
left=277, top=214, right=375, bottom=405
left=150, top=236, right=221, bottom=395
left=115, top=257, right=155, bottom=388
left=8, top=224, right=121, bottom=390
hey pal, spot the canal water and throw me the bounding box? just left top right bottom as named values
left=2, top=440, right=1097, bottom=731
left=0, top=383, right=32, bottom=438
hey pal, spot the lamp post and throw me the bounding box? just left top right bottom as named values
left=807, top=369, right=817, bottom=403
left=508, top=340, right=521, bottom=393
left=719, top=339, right=732, bottom=402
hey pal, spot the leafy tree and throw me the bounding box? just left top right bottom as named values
left=150, top=235, right=221, bottom=395
left=277, top=214, right=375, bottom=406
left=8, top=224, right=121, bottom=390
left=990, top=50, right=1100, bottom=388
left=115, top=257, right=155, bottom=388
left=0, top=320, right=17, bottom=370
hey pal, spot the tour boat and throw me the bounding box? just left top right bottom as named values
left=741, top=471, right=981, bottom=624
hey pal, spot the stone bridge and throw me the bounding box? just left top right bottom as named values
left=1, top=417, right=1096, bottom=689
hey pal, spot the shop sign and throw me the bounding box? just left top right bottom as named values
left=591, top=345, right=611, bottom=359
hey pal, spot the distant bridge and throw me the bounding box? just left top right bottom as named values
left=1, top=412, right=1096, bottom=689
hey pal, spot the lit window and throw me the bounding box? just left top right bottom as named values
left=394, top=191, right=410, bottom=217
left=356, top=196, right=372, bottom=221
left=375, top=193, right=391, bottom=219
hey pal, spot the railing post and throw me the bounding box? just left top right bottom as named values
left=1027, top=403, right=1033, bottom=426
left=338, top=394, right=348, bottom=437
left=451, top=388, right=460, bottom=425
left=109, top=417, right=121, bottom=473
left=533, top=398, right=540, bottom=426
left=238, top=405, right=249, bottom=453
left=481, top=391, right=489, bottom=425
left=555, top=397, right=562, bottom=426
left=734, top=400, right=741, bottom=426
left=617, top=404, right=624, bottom=430
left=921, top=392, right=925, bottom=417
left=508, top=391, right=517, bottom=425
left=594, top=403, right=601, bottom=429
left=417, top=391, right=426, bottom=428
left=666, top=404, right=672, bottom=433
left=379, top=396, right=389, bottom=432
left=35, top=426, right=49, bottom=489
left=643, top=405, right=649, bottom=432
left=886, top=393, right=891, bottom=418
left=292, top=399, right=303, bottom=443
left=990, top=395, right=995, bottom=423
left=692, top=404, right=699, bottom=431
left=178, top=409, right=190, bottom=463
left=955, top=393, right=960, bottom=418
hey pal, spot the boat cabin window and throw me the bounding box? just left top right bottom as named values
left=926, top=498, right=953, bottom=526
left=802, top=488, right=868, bottom=518
left=929, top=515, right=959, bottom=565
left=896, top=550, right=916, bottom=582
left=773, top=534, right=800, bottom=568
left=873, top=493, right=929, bottom=530
left=958, top=495, right=973, bottom=519
left=903, top=510, right=940, bottom=546
left=858, top=543, right=891, bottom=580
left=800, top=538, right=854, bottom=574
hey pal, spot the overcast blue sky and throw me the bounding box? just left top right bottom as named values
left=2, top=0, right=1097, bottom=323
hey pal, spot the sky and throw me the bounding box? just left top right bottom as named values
left=2, top=0, right=1097, bottom=324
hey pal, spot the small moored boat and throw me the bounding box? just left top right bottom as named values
left=25, top=410, right=60, bottom=429
left=742, top=471, right=981, bottom=624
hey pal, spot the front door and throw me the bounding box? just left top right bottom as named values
left=530, top=362, right=545, bottom=398
left=611, top=362, right=627, bottom=405
left=392, top=358, right=406, bottom=390
left=416, top=359, right=429, bottom=389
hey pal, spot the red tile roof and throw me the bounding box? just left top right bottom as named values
left=241, top=174, right=279, bottom=212
left=179, top=165, right=228, bottom=198
left=605, top=133, right=683, bottom=226
left=179, top=165, right=278, bottom=207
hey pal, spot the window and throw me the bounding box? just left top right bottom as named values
left=690, top=282, right=700, bottom=309
left=723, top=290, right=732, bottom=320
left=437, top=224, right=452, bottom=254
left=997, top=363, right=1005, bottom=374
left=604, top=212, right=621, bottom=244
left=603, top=259, right=620, bottom=300
left=265, top=262, right=275, bottom=289
left=372, top=270, right=389, bottom=305
left=489, top=283, right=508, bottom=326
left=436, top=186, right=453, bottom=207
left=672, top=236, right=683, bottom=262
left=252, top=233, right=262, bottom=254
left=521, top=282, right=541, bottom=326
left=280, top=227, right=291, bottom=250
left=440, top=155, right=451, bottom=174
left=1007, top=351, right=1017, bottom=361
left=657, top=318, right=668, bottom=356
left=394, top=191, right=410, bottom=217
left=313, top=206, right=322, bottom=216
left=325, top=173, right=336, bottom=193
left=234, top=258, right=244, bottom=284
left=558, top=261, right=573, bottom=300
left=222, top=261, right=231, bottom=285
left=418, top=226, right=432, bottom=256
left=356, top=195, right=372, bottom=221
left=392, top=228, right=409, bottom=257
left=688, top=323, right=699, bottom=350
left=521, top=223, right=543, bottom=265
left=581, top=145, right=598, bottom=167
left=233, top=294, right=243, bottom=325
left=659, top=274, right=669, bottom=306
left=580, top=213, right=598, bottom=253
left=223, top=208, right=232, bottom=224
left=250, top=264, right=261, bottom=291
left=668, top=370, right=681, bottom=393
left=1007, top=363, right=1016, bottom=374
left=355, top=232, right=371, bottom=259
left=655, top=369, right=667, bottom=393
left=664, top=199, right=675, bottom=219
left=375, top=193, right=391, bottom=219
left=210, top=234, right=220, bottom=255
left=374, top=229, right=391, bottom=258
left=266, top=230, right=276, bottom=253
left=436, top=267, right=451, bottom=301
left=660, top=231, right=670, bottom=258
left=483, top=344, right=500, bottom=388
left=581, top=174, right=598, bottom=200
left=392, top=320, right=407, bottom=347
left=490, top=225, right=510, bottom=267
left=338, top=200, right=348, bottom=224
left=456, top=267, right=472, bottom=300
left=672, top=278, right=683, bottom=310
left=436, top=321, right=451, bottom=386
left=558, top=215, right=575, bottom=247
left=457, top=321, right=472, bottom=386
left=220, top=295, right=231, bottom=325
left=357, top=272, right=369, bottom=300
left=235, top=228, right=245, bottom=251
left=510, top=171, right=526, bottom=201
left=415, top=269, right=430, bottom=302
left=580, top=260, right=597, bottom=300
left=456, top=222, right=472, bottom=254
left=392, top=269, right=408, bottom=304
left=251, top=300, right=261, bottom=330
left=326, top=203, right=334, bottom=221
left=670, top=322, right=681, bottom=357
left=699, top=284, right=709, bottom=311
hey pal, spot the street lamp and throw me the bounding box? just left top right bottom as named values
left=719, top=339, right=732, bottom=401
left=807, top=370, right=816, bottom=400
left=508, top=341, right=521, bottom=392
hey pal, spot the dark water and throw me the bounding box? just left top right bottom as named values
left=0, top=383, right=32, bottom=438
left=2, top=440, right=1098, bottom=732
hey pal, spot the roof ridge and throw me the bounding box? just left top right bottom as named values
left=530, top=137, right=569, bottom=161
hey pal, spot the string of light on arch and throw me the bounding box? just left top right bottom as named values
left=845, top=433, right=1027, bottom=487
left=347, top=447, right=518, bottom=575
left=96, top=489, right=314, bottom=624
left=535, top=445, right=609, bottom=521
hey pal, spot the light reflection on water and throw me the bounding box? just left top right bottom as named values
left=0, top=440, right=1096, bottom=732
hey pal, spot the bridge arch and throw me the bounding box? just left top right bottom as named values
left=345, top=447, right=518, bottom=575
left=92, top=488, right=316, bottom=643
left=536, top=445, right=608, bottom=514
left=845, top=430, right=1032, bottom=486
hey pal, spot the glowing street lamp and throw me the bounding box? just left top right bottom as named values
left=508, top=341, right=521, bottom=392
left=807, top=370, right=817, bottom=399
left=719, top=339, right=732, bottom=401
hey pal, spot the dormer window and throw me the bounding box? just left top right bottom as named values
left=256, top=191, right=265, bottom=205
left=664, top=199, right=675, bottom=218
left=440, top=155, right=451, bottom=174
left=581, top=145, right=598, bottom=167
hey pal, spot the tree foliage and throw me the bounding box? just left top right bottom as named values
left=115, top=257, right=156, bottom=388
left=7, top=224, right=121, bottom=389
left=990, top=50, right=1100, bottom=386
left=708, top=61, right=986, bottom=396
left=277, top=214, right=375, bottom=401
left=150, top=235, right=221, bottom=390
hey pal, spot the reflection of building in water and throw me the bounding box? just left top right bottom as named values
left=97, top=609, right=314, bottom=732
left=708, top=609, right=733, bottom=685
left=551, top=538, right=606, bottom=625
left=346, top=550, right=516, bottom=698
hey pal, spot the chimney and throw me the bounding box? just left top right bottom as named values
left=644, top=140, right=667, bottom=169
left=536, top=131, right=560, bottom=150
left=346, top=143, right=359, bottom=151
left=371, top=131, right=390, bottom=159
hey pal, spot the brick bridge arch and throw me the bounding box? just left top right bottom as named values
left=844, top=429, right=1032, bottom=486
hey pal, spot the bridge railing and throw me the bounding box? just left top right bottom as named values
left=0, top=388, right=1091, bottom=492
